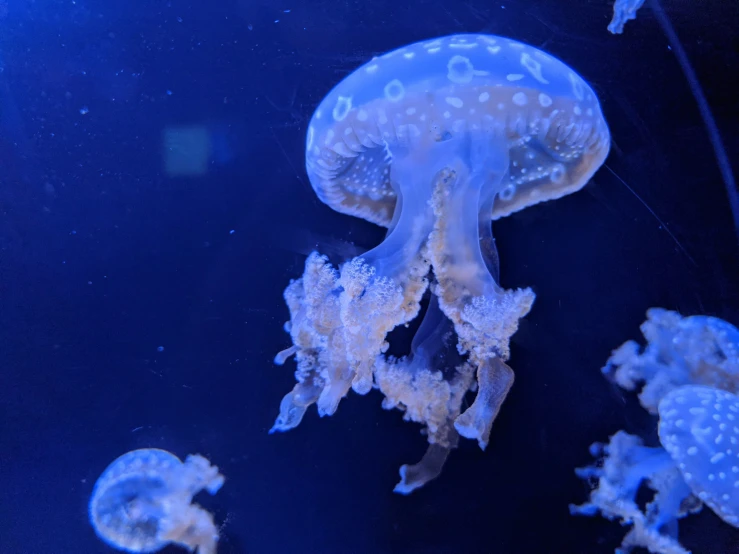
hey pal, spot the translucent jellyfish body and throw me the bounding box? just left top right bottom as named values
left=572, top=309, right=739, bottom=553
left=608, top=0, right=646, bottom=34
left=273, top=33, right=610, bottom=492
left=89, top=448, right=225, bottom=554
left=604, top=308, right=739, bottom=414
left=572, top=386, right=739, bottom=554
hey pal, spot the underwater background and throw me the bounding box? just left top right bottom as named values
left=1, top=0, right=738, bottom=552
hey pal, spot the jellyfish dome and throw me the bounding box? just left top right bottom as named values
left=272, top=33, right=611, bottom=492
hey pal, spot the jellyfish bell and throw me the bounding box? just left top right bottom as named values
left=273, top=33, right=611, bottom=492
left=658, top=385, right=739, bottom=528
left=305, top=33, right=611, bottom=227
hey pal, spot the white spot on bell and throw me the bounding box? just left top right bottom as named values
left=512, top=92, right=527, bottom=106
left=520, top=53, right=549, bottom=84
left=499, top=184, right=516, bottom=201
left=307, top=126, right=315, bottom=149
left=447, top=55, right=475, bottom=84
left=569, top=72, right=585, bottom=101
left=333, top=96, right=352, bottom=122
left=384, top=79, right=405, bottom=102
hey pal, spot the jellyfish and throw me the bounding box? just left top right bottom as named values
left=272, top=33, right=610, bottom=490
left=89, top=448, right=225, bottom=554
left=571, top=385, right=739, bottom=553
left=603, top=308, right=739, bottom=414
left=608, top=0, right=646, bottom=34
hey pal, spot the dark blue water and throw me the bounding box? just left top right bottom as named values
left=1, top=0, right=738, bottom=553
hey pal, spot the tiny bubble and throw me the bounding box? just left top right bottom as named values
left=166, top=90, right=172, bottom=95
left=229, top=229, right=235, bottom=234
left=88, top=281, right=92, bottom=285
left=70, top=230, right=77, bottom=235
left=157, top=346, right=165, bottom=352
left=79, top=107, right=89, bottom=115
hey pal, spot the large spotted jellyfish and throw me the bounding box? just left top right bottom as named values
left=571, top=310, right=739, bottom=553
left=271, top=33, right=611, bottom=492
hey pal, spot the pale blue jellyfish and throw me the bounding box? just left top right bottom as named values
left=89, top=448, right=225, bottom=554
left=604, top=308, right=739, bottom=414
left=572, top=385, right=739, bottom=553
left=572, top=310, right=739, bottom=552
left=272, top=33, right=610, bottom=491
left=608, top=0, right=646, bottom=34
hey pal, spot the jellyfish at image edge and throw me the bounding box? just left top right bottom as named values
left=89, top=448, right=225, bottom=554
left=608, top=0, right=646, bottom=34
left=571, top=310, right=739, bottom=553
left=571, top=386, right=739, bottom=554
left=604, top=308, right=739, bottom=415
left=272, top=33, right=611, bottom=492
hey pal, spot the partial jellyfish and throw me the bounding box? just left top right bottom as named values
left=571, top=309, right=739, bottom=553
left=89, top=448, right=225, bottom=554
left=272, top=33, right=610, bottom=491
left=608, top=0, right=646, bottom=34
left=604, top=308, right=739, bottom=414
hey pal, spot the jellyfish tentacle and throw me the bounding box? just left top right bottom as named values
left=428, top=132, right=535, bottom=449
left=271, top=252, right=350, bottom=431
left=454, top=356, right=515, bottom=450
left=374, top=296, right=476, bottom=493
left=338, top=138, right=468, bottom=394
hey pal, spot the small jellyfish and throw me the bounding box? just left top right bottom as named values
left=608, top=0, right=646, bottom=34
left=571, top=385, right=739, bottom=553
left=273, top=33, right=610, bottom=491
left=89, top=448, right=225, bottom=554
left=603, top=307, right=739, bottom=414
